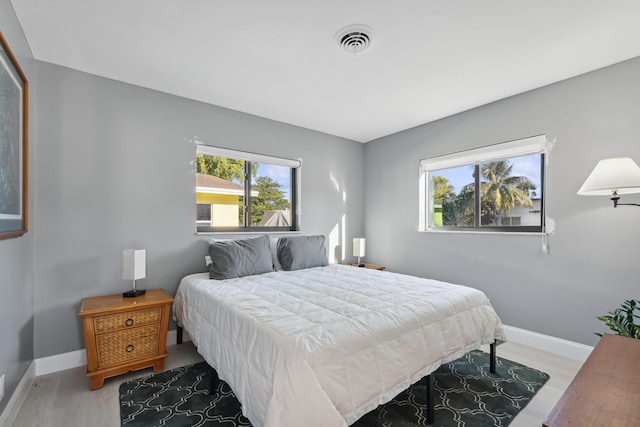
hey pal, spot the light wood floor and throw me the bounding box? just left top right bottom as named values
left=11, top=340, right=582, bottom=427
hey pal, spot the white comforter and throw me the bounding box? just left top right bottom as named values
left=174, top=264, right=506, bottom=427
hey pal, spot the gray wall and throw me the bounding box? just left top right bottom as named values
left=0, top=0, right=35, bottom=415
left=33, top=62, right=364, bottom=358
left=364, top=56, right=640, bottom=347
left=6, top=5, right=640, bottom=390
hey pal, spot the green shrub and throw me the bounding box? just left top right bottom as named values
left=595, top=299, right=640, bottom=339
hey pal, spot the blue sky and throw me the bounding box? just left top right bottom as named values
left=256, top=163, right=291, bottom=199
left=435, top=154, right=541, bottom=195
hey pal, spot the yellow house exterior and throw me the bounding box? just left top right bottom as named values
left=196, top=173, right=258, bottom=227
left=196, top=192, right=240, bottom=227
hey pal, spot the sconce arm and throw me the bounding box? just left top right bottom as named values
left=611, top=195, right=640, bottom=208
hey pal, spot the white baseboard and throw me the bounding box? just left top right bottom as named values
left=35, top=348, right=86, bottom=376
left=35, top=328, right=188, bottom=376
left=503, top=325, right=593, bottom=362
left=0, top=361, right=36, bottom=427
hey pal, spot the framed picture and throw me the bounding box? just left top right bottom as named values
left=0, top=32, right=28, bottom=240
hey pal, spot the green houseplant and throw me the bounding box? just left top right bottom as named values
left=595, top=299, right=640, bottom=339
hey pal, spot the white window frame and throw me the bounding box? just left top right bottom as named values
left=419, top=134, right=553, bottom=234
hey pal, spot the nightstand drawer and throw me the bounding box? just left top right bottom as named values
left=96, top=324, right=160, bottom=368
left=94, top=307, right=162, bottom=333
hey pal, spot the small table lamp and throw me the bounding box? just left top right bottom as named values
left=122, top=249, right=146, bottom=297
left=353, top=238, right=366, bottom=267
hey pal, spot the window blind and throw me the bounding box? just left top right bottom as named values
left=420, top=134, right=549, bottom=172
left=196, top=144, right=302, bottom=168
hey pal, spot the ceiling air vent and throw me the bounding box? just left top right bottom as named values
left=335, top=25, right=373, bottom=55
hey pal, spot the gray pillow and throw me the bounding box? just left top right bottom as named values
left=277, top=235, right=329, bottom=271
left=208, top=235, right=274, bottom=279
left=270, top=237, right=284, bottom=271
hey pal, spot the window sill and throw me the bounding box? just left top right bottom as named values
left=420, top=228, right=548, bottom=236
left=196, top=230, right=302, bottom=236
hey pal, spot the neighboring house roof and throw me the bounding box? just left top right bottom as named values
left=196, top=173, right=258, bottom=196
left=259, top=210, right=290, bottom=226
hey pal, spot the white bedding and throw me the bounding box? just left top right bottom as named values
left=174, top=264, right=506, bottom=427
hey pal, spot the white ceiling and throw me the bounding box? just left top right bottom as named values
left=10, top=0, right=640, bottom=142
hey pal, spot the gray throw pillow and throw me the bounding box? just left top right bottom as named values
left=208, top=235, right=274, bottom=279
left=277, top=235, right=329, bottom=271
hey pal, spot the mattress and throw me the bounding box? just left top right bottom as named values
left=174, top=264, right=506, bottom=427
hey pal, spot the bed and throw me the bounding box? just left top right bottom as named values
left=173, top=235, right=506, bottom=427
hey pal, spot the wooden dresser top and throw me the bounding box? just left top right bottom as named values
left=543, top=333, right=640, bottom=426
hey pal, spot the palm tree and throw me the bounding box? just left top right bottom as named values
left=480, top=160, right=535, bottom=224
left=432, top=176, right=455, bottom=205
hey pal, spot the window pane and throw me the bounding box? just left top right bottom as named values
left=195, top=154, right=246, bottom=229
left=429, top=165, right=475, bottom=227
left=196, top=204, right=211, bottom=223
left=251, top=163, right=292, bottom=227
left=479, top=154, right=542, bottom=227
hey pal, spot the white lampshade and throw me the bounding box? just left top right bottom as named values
left=353, top=238, right=366, bottom=257
left=577, top=157, right=640, bottom=196
left=123, top=249, right=146, bottom=280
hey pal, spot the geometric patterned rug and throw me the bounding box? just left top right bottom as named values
left=119, top=350, right=549, bottom=427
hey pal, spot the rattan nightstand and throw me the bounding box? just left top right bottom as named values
left=78, top=289, right=174, bottom=389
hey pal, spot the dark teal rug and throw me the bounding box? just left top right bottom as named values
left=120, top=350, right=549, bottom=427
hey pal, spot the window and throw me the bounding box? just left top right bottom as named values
left=195, top=145, right=301, bottom=233
left=419, top=135, right=551, bottom=233
left=196, top=204, right=212, bottom=224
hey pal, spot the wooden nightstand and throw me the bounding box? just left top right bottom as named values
left=347, top=263, right=385, bottom=271
left=78, top=289, right=174, bottom=389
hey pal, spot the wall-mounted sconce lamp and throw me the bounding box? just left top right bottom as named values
left=577, top=157, right=640, bottom=207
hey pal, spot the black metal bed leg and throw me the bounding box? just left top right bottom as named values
left=490, top=341, right=497, bottom=374
left=208, top=366, right=220, bottom=395
left=176, top=326, right=183, bottom=345
left=426, top=374, right=435, bottom=424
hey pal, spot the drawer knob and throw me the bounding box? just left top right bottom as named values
left=125, top=344, right=135, bottom=353
left=125, top=318, right=134, bottom=326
